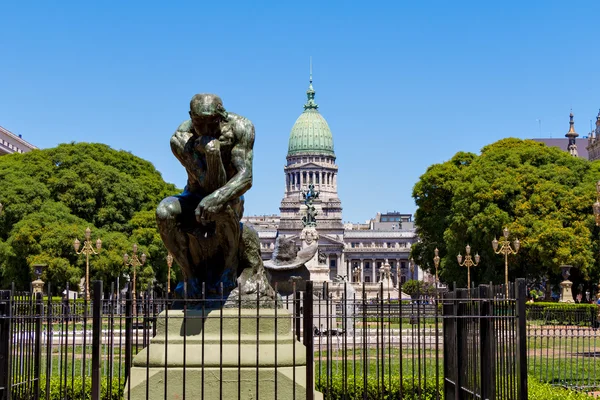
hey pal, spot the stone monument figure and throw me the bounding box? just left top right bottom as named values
left=156, top=93, right=274, bottom=304
left=302, top=184, right=319, bottom=227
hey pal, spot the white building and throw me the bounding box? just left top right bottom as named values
left=0, top=125, right=37, bottom=155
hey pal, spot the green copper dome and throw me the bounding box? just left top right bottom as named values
left=287, top=78, right=335, bottom=156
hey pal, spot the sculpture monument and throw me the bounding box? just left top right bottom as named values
left=156, top=93, right=276, bottom=305
left=125, top=93, right=322, bottom=399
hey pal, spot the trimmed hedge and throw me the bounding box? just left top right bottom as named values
left=526, top=302, right=598, bottom=326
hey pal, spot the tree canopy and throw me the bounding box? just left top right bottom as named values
left=0, top=142, right=180, bottom=295
left=411, top=138, right=600, bottom=293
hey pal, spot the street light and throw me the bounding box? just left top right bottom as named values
left=123, top=244, right=147, bottom=307
left=457, top=245, right=480, bottom=292
left=492, top=227, right=520, bottom=298
left=166, top=253, right=173, bottom=296
left=74, top=227, right=102, bottom=300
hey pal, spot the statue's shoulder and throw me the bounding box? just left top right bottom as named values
left=170, top=119, right=193, bottom=148
left=226, top=113, right=255, bottom=136
left=175, top=119, right=193, bottom=134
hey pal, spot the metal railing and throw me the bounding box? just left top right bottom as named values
left=0, top=279, right=539, bottom=399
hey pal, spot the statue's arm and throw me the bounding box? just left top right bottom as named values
left=170, top=123, right=200, bottom=190
left=210, top=119, right=255, bottom=206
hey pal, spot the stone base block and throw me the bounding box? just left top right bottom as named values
left=126, top=365, right=322, bottom=399
left=123, top=308, right=322, bottom=400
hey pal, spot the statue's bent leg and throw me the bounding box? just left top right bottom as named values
left=156, top=196, right=197, bottom=281
left=227, top=223, right=277, bottom=307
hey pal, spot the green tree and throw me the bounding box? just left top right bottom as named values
left=401, top=280, right=435, bottom=298
left=0, top=143, right=179, bottom=293
left=412, top=138, right=600, bottom=291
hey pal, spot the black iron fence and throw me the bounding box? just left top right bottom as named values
left=527, top=303, right=600, bottom=391
left=442, top=279, right=528, bottom=400
left=0, top=279, right=544, bottom=400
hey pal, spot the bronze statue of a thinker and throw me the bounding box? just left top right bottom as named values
left=156, top=94, right=274, bottom=305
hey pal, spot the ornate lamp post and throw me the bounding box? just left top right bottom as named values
left=457, top=245, right=480, bottom=292
left=410, top=258, right=415, bottom=280
left=433, top=248, right=440, bottom=293
left=492, top=227, right=520, bottom=298
left=166, top=253, right=173, bottom=295
left=123, top=244, right=146, bottom=307
left=74, top=227, right=102, bottom=300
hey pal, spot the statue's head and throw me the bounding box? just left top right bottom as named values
left=189, top=94, right=228, bottom=134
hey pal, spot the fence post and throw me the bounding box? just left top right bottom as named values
left=515, top=278, right=528, bottom=400
left=0, top=290, right=11, bottom=400
left=91, top=281, right=102, bottom=400
left=455, top=288, right=466, bottom=400
left=441, top=290, right=452, bottom=400
left=124, top=282, right=133, bottom=382
left=33, top=292, right=43, bottom=400
left=304, top=281, right=314, bottom=400
left=479, top=285, right=494, bottom=400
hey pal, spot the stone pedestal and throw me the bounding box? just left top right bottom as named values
left=124, top=308, right=322, bottom=400
left=31, top=279, right=44, bottom=294
left=559, top=280, right=574, bottom=303
left=305, top=252, right=330, bottom=285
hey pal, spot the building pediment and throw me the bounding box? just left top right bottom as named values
left=285, top=162, right=334, bottom=170
left=318, top=234, right=345, bottom=246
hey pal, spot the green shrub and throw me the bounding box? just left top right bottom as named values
left=316, top=375, right=442, bottom=400
left=528, top=379, right=594, bottom=399
left=317, top=374, right=594, bottom=399
left=11, top=376, right=122, bottom=400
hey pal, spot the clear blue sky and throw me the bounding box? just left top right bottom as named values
left=2, top=1, right=599, bottom=223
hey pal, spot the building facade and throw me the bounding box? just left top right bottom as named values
left=0, top=125, right=37, bottom=155
left=243, top=74, right=424, bottom=286
left=587, top=110, right=600, bottom=161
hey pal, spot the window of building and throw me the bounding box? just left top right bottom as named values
left=329, top=259, right=337, bottom=269
left=401, top=276, right=407, bottom=284
left=365, top=262, right=370, bottom=269
left=365, top=276, right=371, bottom=283
left=376, top=261, right=382, bottom=269
left=401, top=261, right=406, bottom=269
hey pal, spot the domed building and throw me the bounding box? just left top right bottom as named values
left=277, top=74, right=345, bottom=273
left=244, top=72, right=424, bottom=286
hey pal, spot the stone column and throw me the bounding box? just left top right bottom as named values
left=372, top=258, right=376, bottom=282
left=360, top=259, right=365, bottom=282
left=346, top=259, right=350, bottom=282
